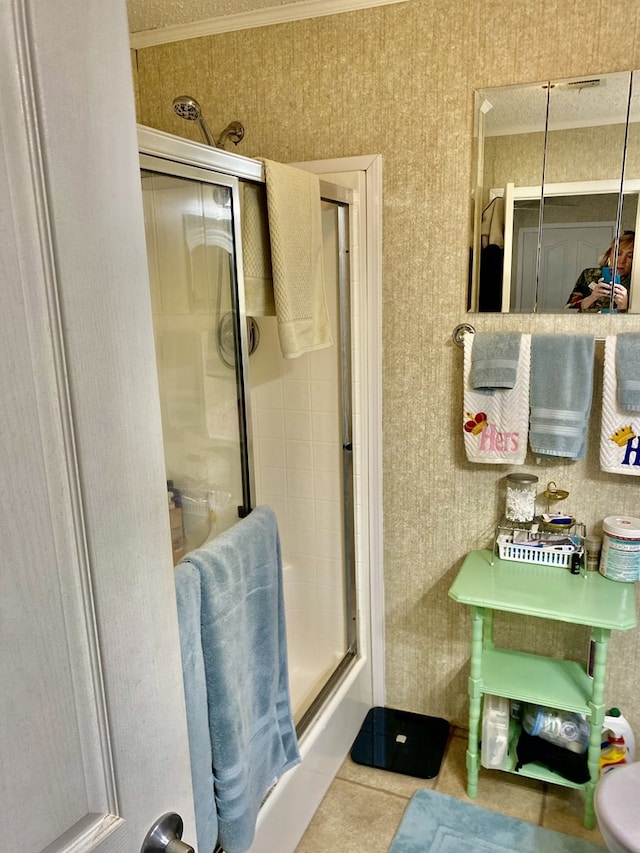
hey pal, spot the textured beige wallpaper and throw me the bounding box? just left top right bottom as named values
left=134, top=0, right=640, bottom=733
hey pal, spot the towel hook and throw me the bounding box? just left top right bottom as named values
left=452, top=323, right=475, bottom=348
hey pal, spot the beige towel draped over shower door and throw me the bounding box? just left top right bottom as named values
left=261, top=158, right=333, bottom=359
left=241, top=182, right=276, bottom=317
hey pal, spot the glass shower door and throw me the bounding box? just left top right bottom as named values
left=247, top=186, right=357, bottom=729
left=140, top=149, right=359, bottom=732
left=140, top=162, right=254, bottom=559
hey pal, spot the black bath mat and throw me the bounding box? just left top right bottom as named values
left=350, top=706, right=450, bottom=779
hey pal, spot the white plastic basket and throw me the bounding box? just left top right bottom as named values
left=497, top=534, right=573, bottom=567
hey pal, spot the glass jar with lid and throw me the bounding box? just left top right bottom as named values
left=505, top=473, right=538, bottom=523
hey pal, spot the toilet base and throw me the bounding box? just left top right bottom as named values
left=595, top=762, right=640, bottom=852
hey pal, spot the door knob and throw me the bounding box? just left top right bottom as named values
left=141, top=812, right=195, bottom=853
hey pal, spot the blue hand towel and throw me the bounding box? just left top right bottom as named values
left=174, top=563, right=218, bottom=853
left=471, top=333, right=522, bottom=393
left=182, top=506, right=300, bottom=853
left=529, top=334, right=595, bottom=460
left=616, top=333, right=640, bottom=411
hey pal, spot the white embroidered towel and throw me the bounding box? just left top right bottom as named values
left=601, top=336, right=640, bottom=475
left=463, top=333, right=530, bottom=464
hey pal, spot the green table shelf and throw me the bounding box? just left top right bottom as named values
left=449, top=549, right=637, bottom=829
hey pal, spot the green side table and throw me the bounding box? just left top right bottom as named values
left=449, top=549, right=637, bottom=829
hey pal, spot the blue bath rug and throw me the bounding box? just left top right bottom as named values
left=388, top=790, right=606, bottom=853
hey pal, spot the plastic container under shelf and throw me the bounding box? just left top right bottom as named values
left=481, top=695, right=510, bottom=769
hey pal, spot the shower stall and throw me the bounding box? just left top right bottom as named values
left=138, top=126, right=378, bottom=849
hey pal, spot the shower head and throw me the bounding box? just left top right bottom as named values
left=172, top=94, right=202, bottom=120
left=172, top=95, right=217, bottom=148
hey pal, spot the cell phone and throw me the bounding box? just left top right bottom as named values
left=601, top=266, right=621, bottom=284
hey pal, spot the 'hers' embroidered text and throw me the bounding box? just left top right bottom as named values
left=479, top=423, right=519, bottom=453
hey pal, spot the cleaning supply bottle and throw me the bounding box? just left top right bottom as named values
left=602, top=708, right=635, bottom=762
left=600, top=732, right=627, bottom=775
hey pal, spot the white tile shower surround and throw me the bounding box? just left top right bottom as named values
left=250, top=252, right=349, bottom=720
left=286, top=633, right=344, bottom=723
left=279, top=538, right=347, bottom=722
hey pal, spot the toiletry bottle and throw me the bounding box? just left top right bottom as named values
left=585, top=534, right=602, bottom=572
left=168, top=491, right=185, bottom=565
left=168, top=480, right=183, bottom=509
left=599, top=732, right=627, bottom=775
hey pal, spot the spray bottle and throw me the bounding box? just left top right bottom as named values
left=600, top=732, right=627, bottom=775
left=602, top=708, right=635, bottom=763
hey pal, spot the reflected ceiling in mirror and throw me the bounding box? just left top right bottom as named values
left=469, top=70, right=640, bottom=314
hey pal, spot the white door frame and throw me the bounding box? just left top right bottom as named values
left=296, top=155, right=385, bottom=706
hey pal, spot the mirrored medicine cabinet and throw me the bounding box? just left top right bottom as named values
left=469, top=69, right=640, bottom=314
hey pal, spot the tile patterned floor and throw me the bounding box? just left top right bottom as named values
left=295, top=726, right=605, bottom=852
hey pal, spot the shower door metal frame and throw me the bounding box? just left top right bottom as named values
left=338, top=199, right=357, bottom=660
left=138, top=127, right=360, bottom=734
left=139, top=153, right=256, bottom=518
left=296, top=193, right=358, bottom=735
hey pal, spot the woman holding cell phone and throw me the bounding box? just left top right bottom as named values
left=565, top=230, right=634, bottom=312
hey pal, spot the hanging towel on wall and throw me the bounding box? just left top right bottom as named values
left=529, top=335, right=595, bottom=460
left=241, top=182, right=276, bottom=316
left=174, top=562, right=219, bottom=853
left=480, top=196, right=505, bottom=249
left=179, top=505, right=300, bottom=853
left=463, top=332, right=530, bottom=465
left=616, top=333, right=640, bottom=411
left=261, top=159, right=333, bottom=358
left=601, top=336, right=640, bottom=475
left=471, top=332, right=521, bottom=392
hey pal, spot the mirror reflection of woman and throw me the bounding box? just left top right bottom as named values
left=566, top=230, right=634, bottom=312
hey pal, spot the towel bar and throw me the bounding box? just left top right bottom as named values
left=452, top=324, right=608, bottom=348
left=452, top=323, right=475, bottom=347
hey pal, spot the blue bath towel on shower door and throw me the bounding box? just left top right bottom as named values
left=182, top=505, right=300, bottom=853
left=174, top=561, right=218, bottom=853
left=529, top=334, right=595, bottom=459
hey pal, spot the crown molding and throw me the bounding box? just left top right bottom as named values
left=129, top=0, right=409, bottom=48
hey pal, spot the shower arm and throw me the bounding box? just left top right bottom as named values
left=191, top=117, right=244, bottom=149
left=217, top=121, right=245, bottom=148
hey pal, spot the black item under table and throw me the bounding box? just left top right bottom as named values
left=350, top=706, right=450, bottom=779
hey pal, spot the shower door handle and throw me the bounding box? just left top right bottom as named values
left=141, top=812, right=195, bottom=853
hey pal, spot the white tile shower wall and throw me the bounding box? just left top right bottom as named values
left=251, top=316, right=343, bottom=581
left=249, top=204, right=354, bottom=716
